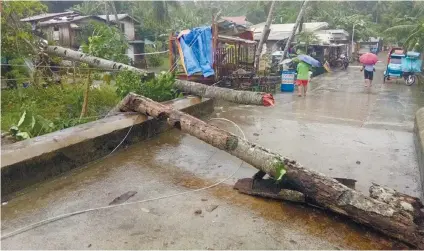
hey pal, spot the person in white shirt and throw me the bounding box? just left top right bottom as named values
left=360, top=64, right=375, bottom=87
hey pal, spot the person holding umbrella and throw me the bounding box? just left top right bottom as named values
left=296, top=55, right=321, bottom=97
left=359, top=53, right=378, bottom=87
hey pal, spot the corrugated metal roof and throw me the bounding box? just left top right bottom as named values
left=221, top=16, right=247, bottom=26
left=97, top=14, right=140, bottom=24
left=20, top=12, right=76, bottom=22
left=252, top=22, right=329, bottom=41
left=38, top=15, right=105, bottom=26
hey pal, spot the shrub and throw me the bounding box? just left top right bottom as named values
left=145, top=45, right=163, bottom=68
left=1, top=84, right=120, bottom=140
left=140, top=72, right=182, bottom=102
left=115, top=70, right=181, bottom=102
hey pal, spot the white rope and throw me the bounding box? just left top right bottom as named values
left=128, top=50, right=169, bottom=56
left=1, top=117, right=246, bottom=241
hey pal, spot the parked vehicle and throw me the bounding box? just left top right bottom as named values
left=384, top=51, right=422, bottom=86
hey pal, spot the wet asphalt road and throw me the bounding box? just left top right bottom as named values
left=2, top=58, right=423, bottom=249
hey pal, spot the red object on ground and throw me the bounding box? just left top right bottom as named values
left=359, top=53, right=379, bottom=65
left=262, top=94, right=275, bottom=107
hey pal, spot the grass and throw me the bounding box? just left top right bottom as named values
left=1, top=83, right=120, bottom=137
left=1, top=68, right=180, bottom=140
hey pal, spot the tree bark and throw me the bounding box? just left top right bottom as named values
left=46, top=45, right=274, bottom=106
left=119, top=92, right=424, bottom=249
left=254, top=0, right=276, bottom=73
left=281, top=0, right=309, bottom=61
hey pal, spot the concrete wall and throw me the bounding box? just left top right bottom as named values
left=414, top=107, right=424, bottom=199
left=1, top=97, right=214, bottom=199
left=123, top=19, right=135, bottom=41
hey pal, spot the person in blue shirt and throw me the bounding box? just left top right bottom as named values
left=360, top=64, right=375, bottom=87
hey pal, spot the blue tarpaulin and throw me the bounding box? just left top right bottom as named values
left=178, top=27, right=214, bottom=77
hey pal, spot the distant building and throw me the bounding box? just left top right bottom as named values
left=21, top=12, right=105, bottom=49
left=358, top=37, right=383, bottom=54
left=21, top=12, right=145, bottom=67
left=314, top=29, right=350, bottom=45
left=251, top=22, right=329, bottom=53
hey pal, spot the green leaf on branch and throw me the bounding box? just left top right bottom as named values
left=274, top=159, right=287, bottom=181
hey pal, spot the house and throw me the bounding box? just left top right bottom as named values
left=21, top=12, right=106, bottom=49
left=251, top=22, right=329, bottom=53
left=357, top=37, right=383, bottom=54
left=21, top=12, right=145, bottom=68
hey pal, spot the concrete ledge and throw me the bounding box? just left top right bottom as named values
left=1, top=96, right=214, bottom=198
left=414, top=107, right=424, bottom=200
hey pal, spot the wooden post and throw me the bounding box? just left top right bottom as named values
left=254, top=0, right=276, bottom=73
left=168, top=34, right=174, bottom=73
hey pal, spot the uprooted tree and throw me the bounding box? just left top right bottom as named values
left=45, top=45, right=274, bottom=106
left=116, top=92, right=424, bottom=249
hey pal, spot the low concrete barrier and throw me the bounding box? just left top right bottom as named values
left=414, top=107, right=424, bottom=199
left=1, top=96, right=214, bottom=198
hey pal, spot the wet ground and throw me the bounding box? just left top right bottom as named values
left=2, top=58, right=424, bottom=249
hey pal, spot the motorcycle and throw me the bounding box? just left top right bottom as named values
left=330, top=54, right=349, bottom=70
left=340, top=54, right=349, bottom=69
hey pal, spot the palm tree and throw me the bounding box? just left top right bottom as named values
left=384, top=19, right=424, bottom=52
left=295, top=31, right=320, bottom=52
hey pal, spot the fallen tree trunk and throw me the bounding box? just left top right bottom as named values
left=46, top=45, right=274, bottom=106
left=119, top=92, right=424, bottom=249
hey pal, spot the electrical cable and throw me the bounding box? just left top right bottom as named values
left=1, top=117, right=246, bottom=241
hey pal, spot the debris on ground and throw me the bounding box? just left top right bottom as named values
left=206, top=205, right=219, bottom=212
left=141, top=208, right=150, bottom=213
left=109, top=191, right=137, bottom=205
left=194, top=209, right=202, bottom=215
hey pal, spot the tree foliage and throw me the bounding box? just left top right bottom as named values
left=81, top=22, right=130, bottom=64
left=1, top=1, right=47, bottom=58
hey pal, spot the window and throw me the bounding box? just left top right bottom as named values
left=53, top=26, right=60, bottom=41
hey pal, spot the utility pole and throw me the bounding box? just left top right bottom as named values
left=281, top=0, right=308, bottom=61
left=109, top=1, right=122, bottom=31
left=254, top=0, right=276, bottom=73
left=104, top=1, right=110, bottom=24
